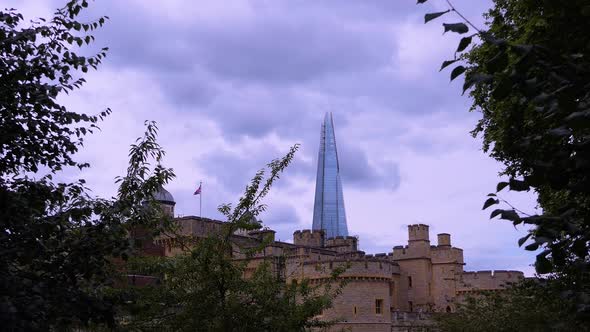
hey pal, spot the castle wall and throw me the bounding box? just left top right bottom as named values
left=395, top=259, right=433, bottom=311
left=298, top=260, right=398, bottom=280
left=287, top=257, right=404, bottom=332
left=293, top=229, right=324, bottom=247
left=327, top=280, right=393, bottom=332
left=134, top=216, right=526, bottom=330
left=429, top=245, right=464, bottom=311
left=459, top=270, right=524, bottom=292
left=431, top=262, right=458, bottom=312
left=325, top=236, right=358, bottom=253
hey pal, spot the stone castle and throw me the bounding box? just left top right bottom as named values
left=140, top=211, right=522, bottom=332
left=134, top=113, right=524, bottom=331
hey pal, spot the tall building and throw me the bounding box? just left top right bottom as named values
left=312, top=112, right=349, bottom=238
left=131, top=115, right=525, bottom=331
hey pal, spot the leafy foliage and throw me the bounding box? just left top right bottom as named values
left=0, top=0, right=110, bottom=174
left=0, top=2, right=175, bottom=329
left=435, top=278, right=585, bottom=332
left=0, top=121, right=175, bottom=330
left=119, top=146, right=346, bottom=332
left=419, top=0, right=590, bottom=319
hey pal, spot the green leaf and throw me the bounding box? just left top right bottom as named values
left=456, top=36, right=472, bottom=52
left=440, top=60, right=457, bottom=71
left=492, top=78, right=512, bottom=99
left=417, top=0, right=428, bottom=3
left=462, top=73, right=492, bottom=93
left=443, top=23, right=469, bottom=34
left=535, top=254, right=552, bottom=274
left=490, top=209, right=503, bottom=219
left=425, top=10, right=450, bottom=23
left=486, top=51, right=508, bottom=73
left=525, top=242, right=539, bottom=251
left=482, top=197, right=499, bottom=210
left=496, top=182, right=509, bottom=192
left=518, top=234, right=531, bottom=247
left=450, top=66, right=466, bottom=81
left=500, top=210, right=520, bottom=222
left=509, top=178, right=530, bottom=192
left=510, top=44, right=533, bottom=55
left=572, top=239, right=587, bottom=258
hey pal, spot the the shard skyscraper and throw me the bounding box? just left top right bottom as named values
left=312, top=112, right=349, bottom=238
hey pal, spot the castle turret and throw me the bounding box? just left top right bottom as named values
left=325, top=236, right=358, bottom=253
left=437, top=233, right=451, bottom=247
left=293, top=229, right=324, bottom=248
left=408, top=224, right=429, bottom=243
left=154, top=187, right=175, bottom=217
left=405, top=224, right=431, bottom=258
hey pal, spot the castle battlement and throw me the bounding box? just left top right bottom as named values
left=325, top=236, right=358, bottom=253
left=299, top=259, right=400, bottom=280
left=431, top=246, right=464, bottom=264
left=364, top=252, right=389, bottom=259
left=408, top=224, right=430, bottom=242
left=293, top=229, right=325, bottom=248
left=141, top=112, right=528, bottom=332
left=459, top=270, right=524, bottom=291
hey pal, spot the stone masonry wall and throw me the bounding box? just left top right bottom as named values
left=459, top=270, right=524, bottom=291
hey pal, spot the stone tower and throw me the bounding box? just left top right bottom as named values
left=154, top=186, right=175, bottom=217
left=312, top=112, right=349, bottom=238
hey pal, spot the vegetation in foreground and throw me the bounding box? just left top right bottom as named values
left=0, top=1, right=342, bottom=330
left=419, top=0, right=589, bottom=328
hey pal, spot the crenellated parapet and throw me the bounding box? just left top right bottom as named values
left=325, top=235, right=358, bottom=253
left=436, top=233, right=451, bottom=247
left=364, top=252, right=391, bottom=259
left=293, top=229, right=325, bottom=248
left=391, top=244, right=431, bottom=260
left=430, top=246, right=464, bottom=265
left=298, top=258, right=400, bottom=281
left=247, top=229, right=276, bottom=242
left=408, top=224, right=430, bottom=242
left=459, top=270, right=524, bottom=292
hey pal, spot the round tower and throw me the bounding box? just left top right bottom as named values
left=154, top=186, right=175, bottom=217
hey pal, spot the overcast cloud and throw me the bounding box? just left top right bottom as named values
left=11, top=0, right=540, bottom=275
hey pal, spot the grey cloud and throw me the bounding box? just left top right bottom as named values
left=197, top=150, right=264, bottom=194
left=16, top=0, right=539, bottom=273
left=93, top=1, right=395, bottom=83
left=262, top=202, right=300, bottom=226
left=194, top=18, right=390, bottom=84
left=338, top=142, right=401, bottom=191
left=197, top=145, right=304, bottom=195
left=78, top=0, right=466, bottom=143
left=260, top=202, right=305, bottom=243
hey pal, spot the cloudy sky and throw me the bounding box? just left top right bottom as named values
left=14, top=0, right=540, bottom=275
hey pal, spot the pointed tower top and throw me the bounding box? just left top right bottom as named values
left=312, top=112, right=349, bottom=238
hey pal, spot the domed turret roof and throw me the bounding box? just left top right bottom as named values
left=154, top=186, right=175, bottom=205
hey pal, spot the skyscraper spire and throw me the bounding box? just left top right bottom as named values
left=312, top=112, right=349, bottom=238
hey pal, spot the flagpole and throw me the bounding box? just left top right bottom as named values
left=199, top=181, right=202, bottom=219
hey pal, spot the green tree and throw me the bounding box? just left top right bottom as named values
left=119, top=146, right=345, bottom=332
left=436, top=279, right=583, bottom=332
left=1, top=1, right=175, bottom=330
left=418, top=0, right=589, bottom=320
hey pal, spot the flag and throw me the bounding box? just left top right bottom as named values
left=193, top=183, right=202, bottom=195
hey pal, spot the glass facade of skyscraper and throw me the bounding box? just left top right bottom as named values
left=312, top=113, right=349, bottom=238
